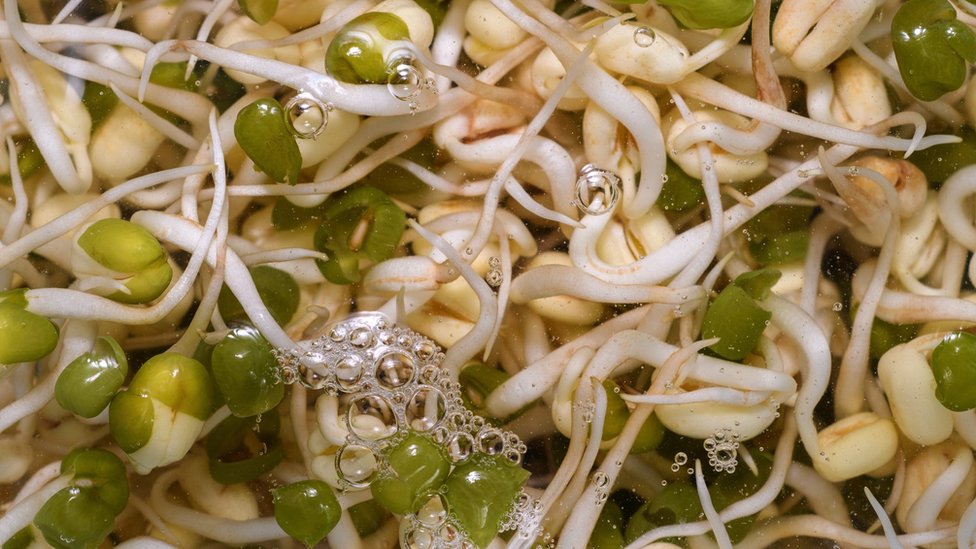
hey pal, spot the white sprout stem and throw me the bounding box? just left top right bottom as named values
left=0, top=474, right=70, bottom=544
left=694, top=459, right=733, bottom=549
left=675, top=73, right=945, bottom=156
left=552, top=378, right=608, bottom=547
left=865, top=486, right=904, bottom=549
left=509, top=265, right=704, bottom=305
left=185, top=0, right=234, bottom=76
left=108, top=83, right=201, bottom=148
left=801, top=213, right=845, bottom=314
left=763, top=295, right=830, bottom=460
left=408, top=219, right=497, bottom=374
left=625, top=416, right=795, bottom=548
left=785, top=463, right=851, bottom=527
left=0, top=164, right=211, bottom=269
left=0, top=22, right=152, bottom=49
left=827, top=157, right=901, bottom=419
left=906, top=444, right=974, bottom=533
left=538, top=349, right=598, bottom=518
left=1, top=1, right=212, bottom=124
left=959, top=495, right=976, bottom=549
left=488, top=0, right=667, bottom=220
left=620, top=387, right=770, bottom=406
left=454, top=38, right=594, bottom=263
left=938, top=164, right=976, bottom=250
left=140, top=39, right=436, bottom=117
left=735, top=516, right=952, bottom=549
left=0, top=30, right=89, bottom=194
left=149, top=470, right=287, bottom=544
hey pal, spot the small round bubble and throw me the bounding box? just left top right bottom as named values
left=283, top=93, right=329, bottom=139
left=387, top=60, right=423, bottom=102
left=633, top=26, right=656, bottom=47
left=574, top=165, right=621, bottom=216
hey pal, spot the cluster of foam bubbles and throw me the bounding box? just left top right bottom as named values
left=275, top=311, right=539, bottom=548
left=704, top=429, right=740, bottom=473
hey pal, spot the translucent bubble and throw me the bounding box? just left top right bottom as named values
left=336, top=444, right=379, bottom=487
left=348, top=326, right=373, bottom=348
left=592, top=471, right=610, bottom=489
left=439, top=522, right=462, bottom=544
left=376, top=351, right=416, bottom=389
left=478, top=429, right=506, bottom=455
left=675, top=452, right=688, bottom=465
left=446, top=432, right=475, bottom=461
left=335, top=354, right=364, bottom=391
left=486, top=267, right=503, bottom=288
left=401, top=524, right=435, bottom=549
left=832, top=302, right=843, bottom=312
left=413, top=340, right=438, bottom=362
left=329, top=325, right=347, bottom=342
left=347, top=394, right=399, bottom=440
left=284, top=93, right=329, bottom=139
left=671, top=463, right=680, bottom=472
left=405, top=386, right=447, bottom=431
left=416, top=494, right=448, bottom=528
left=633, top=26, right=656, bottom=47
left=298, top=364, right=327, bottom=389
left=388, top=60, right=423, bottom=102
left=574, top=165, right=621, bottom=216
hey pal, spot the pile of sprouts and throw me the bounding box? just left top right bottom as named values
left=7, top=0, right=976, bottom=547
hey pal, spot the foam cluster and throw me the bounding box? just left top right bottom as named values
left=275, top=312, right=540, bottom=548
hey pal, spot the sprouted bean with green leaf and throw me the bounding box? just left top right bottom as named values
left=6, top=0, right=976, bottom=548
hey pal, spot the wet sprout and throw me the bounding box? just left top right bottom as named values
left=930, top=332, right=976, bottom=411
left=273, top=480, right=341, bottom=548
left=237, top=0, right=278, bottom=25
left=658, top=0, right=754, bottom=30
left=325, top=12, right=412, bottom=85
left=370, top=432, right=451, bottom=515
left=108, top=352, right=214, bottom=474
left=210, top=324, right=284, bottom=417
left=33, top=448, right=128, bottom=549
left=55, top=336, right=128, bottom=418
left=314, top=186, right=406, bottom=284
left=0, top=289, right=58, bottom=366
left=701, top=269, right=781, bottom=361
left=234, top=98, right=302, bottom=185
left=892, top=0, right=976, bottom=101
left=218, top=265, right=300, bottom=326
left=75, top=219, right=172, bottom=304
left=441, top=454, right=531, bottom=548
left=206, top=410, right=284, bottom=484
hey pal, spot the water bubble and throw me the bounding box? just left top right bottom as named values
left=405, top=386, right=447, bottom=431
left=401, top=524, right=436, bottom=549
left=832, top=302, right=843, bottom=312
left=347, top=394, right=399, bottom=440
left=336, top=444, right=379, bottom=487
left=335, top=354, right=364, bottom=391
left=479, top=429, right=506, bottom=455
left=413, top=340, right=438, bottom=362
left=446, top=432, right=474, bottom=461
left=592, top=471, right=610, bottom=489
left=388, top=60, right=423, bottom=102
left=284, top=93, right=329, bottom=139
left=416, top=495, right=448, bottom=527
left=704, top=429, right=739, bottom=473
left=674, top=452, right=688, bottom=465
left=633, top=26, right=656, bottom=47
left=298, top=364, right=327, bottom=389
left=574, top=165, right=621, bottom=216
left=348, top=326, right=373, bottom=348
left=671, top=463, right=680, bottom=472
left=375, top=350, right=416, bottom=389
